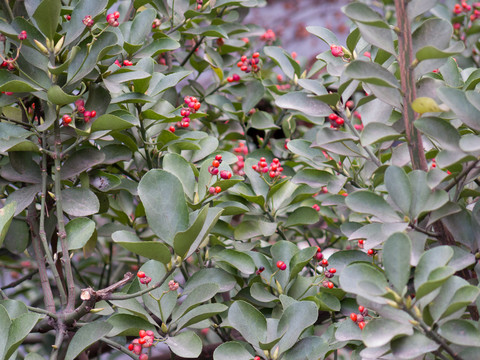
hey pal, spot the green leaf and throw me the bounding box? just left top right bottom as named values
left=414, top=246, right=453, bottom=291
left=214, top=249, right=256, bottom=274
left=335, top=318, right=362, bottom=342
left=107, top=314, right=155, bottom=337
left=391, top=331, right=439, bottom=359
left=165, top=331, right=202, bottom=358
left=438, top=87, right=480, bottom=131
left=285, top=207, right=319, bottom=227
left=429, top=277, right=476, bottom=322
left=438, top=320, right=480, bottom=346
left=383, top=233, right=411, bottom=293
left=172, top=283, right=220, bottom=322
left=361, top=122, right=401, bottom=146
left=234, top=220, right=277, bottom=240
left=339, top=263, right=388, bottom=302
left=0, top=202, right=16, bottom=247
left=385, top=166, right=411, bottom=215
left=327, top=250, right=371, bottom=277
left=0, top=72, right=41, bottom=92
left=250, top=283, right=278, bottom=303
left=62, top=188, right=100, bottom=217
left=0, top=305, right=11, bottom=360
left=416, top=42, right=464, bottom=61
left=163, top=153, right=195, bottom=200
left=274, top=301, right=318, bottom=353
left=275, top=92, right=331, bottom=117
left=65, top=217, right=95, bottom=250
left=65, top=321, right=113, bottom=360
left=138, top=169, right=189, bottom=245
left=33, top=0, right=61, bottom=39
left=289, top=246, right=317, bottom=280
left=61, top=148, right=105, bottom=179
left=250, top=111, right=279, bottom=130
left=174, top=206, right=208, bottom=259
left=242, top=80, right=265, bottom=113
left=345, top=190, right=401, bottom=222
left=228, top=301, right=267, bottom=346
left=416, top=266, right=455, bottom=300
left=283, top=336, right=329, bottom=360
left=176, top=303, right=228, bottom=331
left=407, top=0, right=438, bottom=20
left=0, top=300, right=27, bottom=319
left=128, top=8, right=157, bottom=46
left=148, top=71, right=192, bottom=96
left=264, top=46, right=300, bottom=79
left=313, top=290, right=341, bottom=312
left=342, top=3, right=395, bottom=54
left=5, top=313, right=43, bottom=359
left=183, top=268, right=236, bottom=294
left=112, top=230, right=171, bottom=264
left=213, top=341, right=254, bottom=360
left=90, top=114, right=135, bottom=133
left=306, top=26, right=338, bottom=46
left=5, top=185, right=41, bottom=216
left=345, top=60, right=399, bottom=88
left=47, top=85, right=81, bottom=105
left=362, top=318, right=413, bottom=348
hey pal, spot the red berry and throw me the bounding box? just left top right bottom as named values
left=241, top=55, right=247, bottom=62
left=328, top=113, right=338, bottom=121
left=128, top=344, right=134, bottom=351
left=276, top=261, right=287, bottom=271
left=327, top=282, right=334, bottom=289
left=346, top=100, right=354, bottom=109
left=139, top=354, right=148, bottom=360
left=321, top=259, right=328, bottom=267
left=66, top=15, right=71, bottom=20
left=139, top=330, right=146, bottom=338
left=194, top=102, right=201, bottom=111
left=90, top=110, right=96, bottom=117
left=212, top=160, right=220, bottom=168
left=215, top=186, right=222, bottom=193
left=252, top=52, right=260, bottom=58
left=358, top=306, right=365, bottom=313
left=138, top=337, right=146, bottom=345
left=254, top=357, right=261, bottom=360
left=329, top=268, right=336, bottom=273
left=137, top=271, right=146, bottom=278
left=269, top=171, right=276, bottom=178
left=237, top=61, right=244, bottom=67
left=114, top=11, right=120, bottom=19
left=215, top=154, right=222, bottom=160
left=336, top=118, right=344, bottom=126
left=350, top=313, right=357, bottom=322
left=240, top=65, right=248, bottom=72
left=227, top=76, right=234, bottom=83
left=232, top=73, right=240, bottom=81
left=358, top=321, right=366, bottom=330
left=367, top=249, right=374, bottom=256
left=169, top=126, right=175, bottom=132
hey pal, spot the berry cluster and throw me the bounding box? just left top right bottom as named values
left=430, top=158, right=437, bottom=169
left=350, top=306, right=369, bottom=330
left=328, top=113, right=344, bottom=128
left=82, top=15, right=94, bottom=27
left=75, top=99, right=96, bottom=122
left=169, top=96, right=201, bottom=132
left=237, top=52, right=260, bottom=73
left=276, top=260, right=287, bottom=271
left=127, top=330, right=155, bottom=359
left=312, top=204, right=320, bottom=211
left=316, top=248, right=336, bottom=289
left=330, top=44, right=344, bottom=57
left=251, top=157, right=284, bottom=179
left=114, top=59, right=133, bottom=67
left=168, top=280, right=179, bottom=291
left=260, top=29, right=276, bottom=42
left=137, top=271, right=152, bottom=285
left=152, top=19, right=162, bottom=29
left=255, top=266, right=265, bottom=275
left=233, top=141, right=249, bottom=155
left=226, top=73, right=240, bottom=83
left=196, top=0, right=203, bottom=10
left=232, top=155, right=245, bottom=176
left=18, top=30, right=27, bottom=41
left=1, top=59, right=15, bottom=71
left=207, top=155, right=232, bottom=195
left=106, top=11, right=120, bottom=27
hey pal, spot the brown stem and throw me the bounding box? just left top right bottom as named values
left=27, top=203, right=56, bottom=314
left=54, top=121, right=76, bottom=311
left=394, top=0, right=427, bottom=171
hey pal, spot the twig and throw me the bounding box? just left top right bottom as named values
left=50, top=322, right=66, bottom=360
left=443, top=160, right=480, bottom=192
left=99, top=337, right=140, bottom=360
left=1, top=269, right=38, bottom=290
left=180, top=35, right=205, bottom=67
left=409, top=223, right=440, bottom=238
left=337, top=107, right=381, bottom=167
left=54, top=121, right=76, bottom=311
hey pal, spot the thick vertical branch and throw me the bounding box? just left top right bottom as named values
left=54, top=122, right=76, bottom=311
left=394, top=0, right=428, bottom=171
left=39, top=144, right=67, bottom=307
left=27, top=203, right=56, bottom=314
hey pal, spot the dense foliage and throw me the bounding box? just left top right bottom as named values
left=0, top=0, right=480, bottom=359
